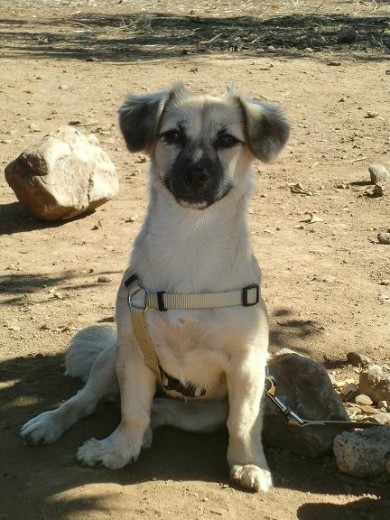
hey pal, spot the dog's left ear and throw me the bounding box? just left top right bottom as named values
left=238, top=98, right=290, bottom=163
left=119, top=90, right=168, bottom=153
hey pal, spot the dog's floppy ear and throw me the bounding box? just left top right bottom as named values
left=239, top=98, right=290, bottom=163
left=119, top=90, right=168, bottom=153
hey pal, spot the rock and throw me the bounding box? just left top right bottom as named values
left=341, top=382, right=358, bottom=401
left=358, top=404, right=377, bottom=415
left=4, top=125, right=118, bottom=221
left=373, top=184, right=385, bottom=197
left=378, top=232, right=390, bottom=244
left=346, top=351, right=371, bottom=367
left=365, top=111, right=379, bottom=119
left=378, top=400, right=388, bottom=409
left=97, top=275, right=112, bottom=283
left=354, top=394, right=373, bottom=406
left=368, top=164, right=390, bottom=185
left=263, top=353, right=350, bottom=458
left=337, top=26, right=357, bottom=44
left=371, top=413, right=390, bottom=425
left=333, top=426, right=390, bottom=477
left=359, top=365, right=390, bottom=404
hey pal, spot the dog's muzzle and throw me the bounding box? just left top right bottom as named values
left=166, top=149, right=229, bottom=208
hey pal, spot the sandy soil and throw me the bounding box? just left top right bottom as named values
left=1, top=1, right=389, bottom=519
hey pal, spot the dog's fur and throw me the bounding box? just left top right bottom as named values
left=21, top=85, right=289, bottom=492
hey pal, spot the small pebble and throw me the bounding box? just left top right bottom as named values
left=368, top=164, right=390, bottom=185
left=355, top=394, right=373, bottom=406
left=359, top=405, right=377, bottom=415
left=378, top=232, right=390, bottom=244
left=347, top=351, right=371, bottom=367
left=337, top=26, right=357, bottom=44
left=97, top=275, right=112, bottom=283
left=373, top=185, right=384, bottom=197
left=341, top=383, right=358, bottom=401
left=371, top=413, right=390, bottom=425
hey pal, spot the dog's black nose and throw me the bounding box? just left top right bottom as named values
left=183, top=166, right=209, bottom=192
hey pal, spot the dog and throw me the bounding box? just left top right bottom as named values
left=21, top=84, right=289, bottom=492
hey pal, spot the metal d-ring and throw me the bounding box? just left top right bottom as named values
left=127, top=283, right=150, bottom=311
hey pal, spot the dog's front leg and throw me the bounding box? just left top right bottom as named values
left=77, top=325, right=155, bottom=469
left=226, top=349, right=272, bottom=492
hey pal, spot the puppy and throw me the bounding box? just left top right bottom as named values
left=21, top=84, right=289, bottom=492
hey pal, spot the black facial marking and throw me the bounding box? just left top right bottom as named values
left=164, top=140, right=231, bottom=208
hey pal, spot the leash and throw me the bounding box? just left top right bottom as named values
left=265, top=375, right=378, bottom=429
left=125, top=273, right=259, bottom=397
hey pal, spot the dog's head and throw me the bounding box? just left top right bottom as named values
left=119, top=84, right=289, bottom=209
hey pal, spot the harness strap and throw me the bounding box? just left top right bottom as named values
left=130, top=308, right=161, bottom=381
left=125, top=273, right=259, bottom=397
left=125, top=274, right=260, bottom=311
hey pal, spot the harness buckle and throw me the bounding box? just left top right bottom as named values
left=242, top=284, right=260, bottom=306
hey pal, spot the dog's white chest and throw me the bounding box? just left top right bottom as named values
left=147, top=310, right=228, bottom=397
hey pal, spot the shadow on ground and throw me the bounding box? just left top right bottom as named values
left=1, top=313, right=389, bottom=518
left=1, top=349, right=389, bottom=518
left=0, top=202, right=98, bottom=235
left=0, top=12, right=389, bottom=61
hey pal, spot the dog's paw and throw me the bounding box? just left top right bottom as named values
left=21, top=411, right=64, bottom=446
left=230, top=464, right=272, bottom=492
left=76, top=432, right=142, bottom=469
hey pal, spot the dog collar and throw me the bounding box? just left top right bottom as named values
left=124, top=274, right=260, bottom=398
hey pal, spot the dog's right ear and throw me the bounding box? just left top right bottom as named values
left=119, top=91, right=168, bottom=153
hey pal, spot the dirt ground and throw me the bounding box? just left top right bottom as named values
left=0, top=1, right=389, bottom=519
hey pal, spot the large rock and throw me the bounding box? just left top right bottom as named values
left=263, top=353, right=350, bottom=457
left=4, top=125, right=118, bottom=221
left=359, top=365, right=390, bottom=404
left=333, top=426, right=390, bottom=477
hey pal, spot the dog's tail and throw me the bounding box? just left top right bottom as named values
left=65, top=325, right=117, bottom=382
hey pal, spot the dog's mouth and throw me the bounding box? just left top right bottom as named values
left=165, top=181, right=232, bottom=210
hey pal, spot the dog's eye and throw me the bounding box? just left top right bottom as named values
left=159, top=129, right=185, bottom=146
left=215, top=134, right=241, bottom=149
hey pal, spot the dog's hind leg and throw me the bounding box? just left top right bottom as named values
left=151, top=398, right=228, bottom=433
left=21, top=341, right=118, bottom=446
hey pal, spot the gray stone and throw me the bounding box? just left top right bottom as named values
left=263, top=353, right=350, bottom=457
left=337, top=26, right=357, bottom=44
left=4, top=125, right=118, bottom=221
left=333, top=426, right=390, bottom=477
left=346, top=351, right=371, bottom=367
left=378, top=232, right=390, bottom=245
left=369, top=164, right=390, bottom=185
left=359, top=365, right=390, bottom=404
